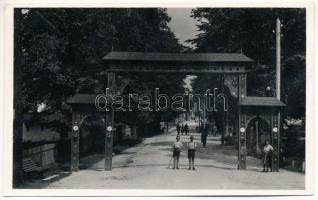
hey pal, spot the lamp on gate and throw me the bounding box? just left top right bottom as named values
left=240, top=127, right=245, bottom=133
left=73, top=125, right=79, bottom=131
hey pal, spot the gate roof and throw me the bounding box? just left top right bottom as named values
left=239, top=97, right=285, bottom=107
left=103, top=51, right=253, bottom=62
left=102, top=52, right=253, bottom=73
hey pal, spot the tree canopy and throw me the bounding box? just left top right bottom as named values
left=188, top=8, right=305, bottom=119
left=15, top=8, right=186, bottom=134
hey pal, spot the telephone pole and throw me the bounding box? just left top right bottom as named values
left=276, top=18, right=281, bottom=100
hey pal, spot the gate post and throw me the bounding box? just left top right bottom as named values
left=271, top=111, right=280, bottom=172
left=238, top=73, right=247, bottom=169
left=104, top=72, right=115, bottom=171
left=71, top=111, right=80, bottom=172
left=104, top=111, right=114, bottom=170
left=238, top=109, right=247, bottom=169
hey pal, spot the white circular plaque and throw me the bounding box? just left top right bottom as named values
left=107, top=126, right=113, bottom=132
left=73, top=125, right=79, bottom=131
left=273, top=127, right=278, bottom=133
left=240, top=127, right=245, bottom=133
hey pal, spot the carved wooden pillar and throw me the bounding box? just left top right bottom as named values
left=104, top=72, right=115, bottom=171
left=239, top=73, right=246, bottom=99
left=255, top=120, right=260, bottom=154
left=238, top=73, right=247, bottom=169
left=271, top=110, right=280, bottom=172
left=238, top=109, right=247, bottom=169
left=71, top=111, right=81, bottom=172
left=225, top=111, right=229, bottom=137
left=224, top=74, right=238, bottom=99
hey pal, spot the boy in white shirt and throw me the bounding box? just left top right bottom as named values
left=188, top=135, right=196, bottom=170
left=172, top=135, right=183, bottom=169
left=263, top=140, right=273, bottom=172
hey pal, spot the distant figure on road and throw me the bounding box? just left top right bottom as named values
left=176, top=123, right=181, bottom=135
left=172, top=135, right=183, bottom=169
left=212, top=125, right=217, bottom=136
left=181, top=124, right=185, bottom=135
left=184, top=123, right=189, bottom=135
left=201, top=131, right=207, bottom=147
left=262, top=140, right=273, bottom=172
left=187, top=135, right=196, bottom=170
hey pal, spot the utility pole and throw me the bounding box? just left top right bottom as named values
left=276, top=18, right=281, bottom=100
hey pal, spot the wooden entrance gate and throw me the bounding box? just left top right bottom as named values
left=67, top=51, right=284, bottom=172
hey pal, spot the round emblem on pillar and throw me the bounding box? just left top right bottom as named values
left=240, top=127, right=245, bottom=133
left=107, top=126, right=113, bottom=132
left=73, top=125, right=79, bottom=131
left=273, top=127, right=278, bottom=133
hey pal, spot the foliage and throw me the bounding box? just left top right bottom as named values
left=188, top=8, right=305, bottom=119
left=15, top=8, right=185, bottom=134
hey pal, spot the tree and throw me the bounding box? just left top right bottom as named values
left=15, top=8, right=185, bottom=138
left=188, top=8, right=305, bottom=119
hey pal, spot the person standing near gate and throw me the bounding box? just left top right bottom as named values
left=172, top=135, right=183, bottom=169
left=176, top=123, right=181, bottom=135
left=187, top=135, right=196, bottom=170
left=262, top=140, right=273, bottom=172
left=201, top=130, right=207, bottom=147
left=184, top=123, right=189, bottom=135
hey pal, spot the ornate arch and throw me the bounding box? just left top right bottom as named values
left=79, top=113, right=105, bottom=128
left=245, top=114, right=271, bottom=130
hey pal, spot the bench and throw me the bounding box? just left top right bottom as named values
left=23, top=158, right=50, bottom=179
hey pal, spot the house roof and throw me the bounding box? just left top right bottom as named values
left=103, top=51, right=253, bottom=63
left=239, top=97, right=285, bottom=107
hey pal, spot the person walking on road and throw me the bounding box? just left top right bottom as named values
left=176, top=123, right=181, bottom=135
left=184, top=123, right=189, bottom=135
left=187, top=135, right=196, bottom=170
left=262, top=140, right=273, bottom=172
left=212, top=125, right=217, bottom=136
left=181, top=124, right=184, bottom=135
left=201, top=131, right=207, bottom=147
left=172, top=135, right=183, bottom=169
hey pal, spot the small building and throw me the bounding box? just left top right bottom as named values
left=23, top=113, right=60, bottom=169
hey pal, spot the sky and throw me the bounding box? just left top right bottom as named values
left=167, top=8, right=198, bottom=91
left=166, top=8, right=199, bottom=48
left=166, top=8, right=200, bottom=91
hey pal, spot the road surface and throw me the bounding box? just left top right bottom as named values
left=47, top=126, right=304, bottom=189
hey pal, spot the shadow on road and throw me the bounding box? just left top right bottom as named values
left=89, top=163, right=236, bottom=170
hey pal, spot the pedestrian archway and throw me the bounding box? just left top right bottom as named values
left=79, top=115, right=105, bottom=164
left=246, top=116, right=271, bottom=156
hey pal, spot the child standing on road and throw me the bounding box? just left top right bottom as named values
left=263, top=140, right=273, bottom=172
left=187, top=135, right=196, bottom=170
left=172, top=135, right=183, bottom=169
